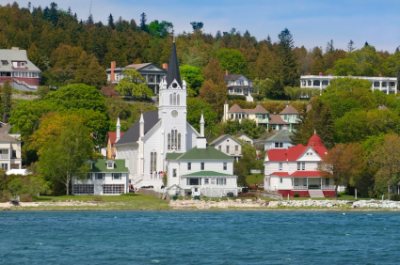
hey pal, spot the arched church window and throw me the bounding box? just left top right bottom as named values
left=177, top=94, right=180, bottom=105
left=169, top=94, right=172, bottom=105
left=168, top=129, right=181, bottom=151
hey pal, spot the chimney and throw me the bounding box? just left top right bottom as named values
left=162, top=63, right=168, bottom=70
left=116, top=117, right=121, bottom=142
left=110, top=61, right=116, bottom=83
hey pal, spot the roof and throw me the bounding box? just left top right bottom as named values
left=0, top=48, right=41, bottom=72
left=228, top=104, right=268, bottom=114
left=266, top=133, right=327, bottom=161
left=269, top=114, right=288, bottom=125
left=224, top=74, right=246, bottom=82
left=108, top=132, right=125, bottom=145
left=90, top=159, right=129, bottom=173
left=270, top=171, right=323, bottom=178
left=266, top=130, right=293, bottom=143
left=166, top=152, right=184, bottom=160
left=166, top=42, right=182, bottom=87
left=125, top=63, right=152, bottom=70
left=280, top=105, right=299, bottom=115
left=0, top=123, right=19, bottom=143
left=116, top=111, right=159, bottom=145
left=209, top=134, right=241, bottom=146
left=183, top=171, right=233, bottom=177
left=169, top=147, right=233, bottom=160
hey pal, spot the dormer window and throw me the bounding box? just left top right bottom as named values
left=106, top=160, right=115, bottom=169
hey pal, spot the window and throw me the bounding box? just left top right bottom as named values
left=103, top=184, right=124, bottom=194
left=204, top=178, right=209, bottom=184
left=112, top=173, right=122, bottom=179
left=150, top=152, right=157, bottom=172
left=87, top=173, right=92, bottom=180
left=226, top=145, right=230, bottom=154
left=374, top=81, right=380, bottom=87
left=1, top=163, right=8, bottom=170
left=73, top=184, right=94, bottom=194
left=223, top=162, right=227, bottom=170
left=235, top=145, right=239, bottom=151
left=216, top=178, right=226, bottom=185
left=280, top=178, right=283, bottom=183
left=325, top=178, right=330, bottom=186
left=187, top=178, right=200, bottom=185
left=168, top=129, right=181, bottom=151
left=106, top=161, right=114, bottom=169
left=0, top=149, right=9, bottom=159
left=187, top=162, right=191, bottom=170
left=95, top=173, right=104, bottom=180
left=173, top=168, right=177, bottom=177
left=297, top=162, right=306, bottom=170
left=218, top=145, right=221, bottom=151
left=201, top=162, right=205, bottom=170
left=11, top=150, right=17, bottom=159
left=275, top=142, right=283, bottom=148
left=279, top=162, right=283, bottom=171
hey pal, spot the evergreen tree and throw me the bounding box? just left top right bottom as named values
left=108, top=13, right=115, bottom=29
left=1, top=81, right=12, bottom=123
left=140, top=12, right=147, bottom=31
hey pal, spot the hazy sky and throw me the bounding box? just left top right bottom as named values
left=3, top=0, right=400, bottom=52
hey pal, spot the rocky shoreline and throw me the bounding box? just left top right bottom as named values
left=170, top=199, right=400, bottom=210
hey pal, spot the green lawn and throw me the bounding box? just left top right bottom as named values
left=27, top=193, right=170, bottom=211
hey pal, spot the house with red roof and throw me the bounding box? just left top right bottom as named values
left=264, top=132, right=335, bottom=198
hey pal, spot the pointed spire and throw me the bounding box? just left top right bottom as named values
left=116, top=117, right=121, bottom=142
left=166, top=42, right=182, bottom=87
left=139, top=113, right=144, bottom=138
left=200, top=112, right=205, bottom=137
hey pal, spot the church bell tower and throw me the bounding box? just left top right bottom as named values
left=158, top=41, right=188, bottom=153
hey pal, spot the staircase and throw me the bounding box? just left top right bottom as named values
left=308, top=189, right=325, bottom=198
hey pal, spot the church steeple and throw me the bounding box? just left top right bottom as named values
left=166, top=41, right=182, bottom=87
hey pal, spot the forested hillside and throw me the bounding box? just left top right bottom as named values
left=1, top=2, right=400, bottom=97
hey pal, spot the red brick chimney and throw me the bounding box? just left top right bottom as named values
left=110, top=61, right=116, bottom=83
left=162, top=63, right=168, bottom=70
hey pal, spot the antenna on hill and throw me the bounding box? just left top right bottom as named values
left=89, top=0, right=93, bottom=18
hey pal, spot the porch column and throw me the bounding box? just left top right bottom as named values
left=320, top=178, right=323, bottom=189
left=306, top=178, right=308, bottom=189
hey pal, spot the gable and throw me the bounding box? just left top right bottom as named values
left=297, top=147, right=322, bottom=161
left=140, top=64, right=165, bottom=73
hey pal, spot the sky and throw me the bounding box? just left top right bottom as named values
left=3, top=0, right=400, bottom=52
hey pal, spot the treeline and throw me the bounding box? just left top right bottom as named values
left=1, top=2, right=400, bottom=99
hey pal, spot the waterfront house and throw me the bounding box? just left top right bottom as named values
left=72, top=159, right=129, bottom=195
left=264, top=133, right=335, bottom=198
left=210, top=134, right=242, bottom=161
left=0, top=122, right=22, bottom=172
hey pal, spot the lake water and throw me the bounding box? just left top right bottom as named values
left=0, top=211, right=399, bottom=265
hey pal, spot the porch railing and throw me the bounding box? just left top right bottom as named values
left=293, top=185, right=335, bottom=190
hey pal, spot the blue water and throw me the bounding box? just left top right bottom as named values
left=0, top=211, right=399, bottom=265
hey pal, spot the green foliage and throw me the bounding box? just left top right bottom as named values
left=148, top=20, right=173, bottom=37
left=37, top=118, right=94, bottom=195
left=115, top=69, right=154, bottom=99
left=234, top=143, right=263, bottom=186
left=0, top=174, right=49, bottom=201
left=222, top=120, right=265, bottom=139
left=1, top=81, right=12, bottom=122
left=45, top=83, right=107, bottom=112
left=186, top=98, right=218, bottom=138
left=180, top=64, right=204, bottom=95
left=216, top=48, right=248, bottom=75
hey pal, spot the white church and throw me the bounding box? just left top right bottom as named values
left=115, top=42, right=238, bottom=197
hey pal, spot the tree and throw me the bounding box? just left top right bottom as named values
left=1, top=81, right=12, bottom=122
left=148, top=20, right=173, bottom=38
left=35, top=115, right=93, bottom=195
left=140, top=12, right=147, bottom=31
left=190, top=21, right=204, bottom=32
left=321, top=143, right=365, bottom=198
left=370, top=134, right=400, bottom=199
left=108, top=13, right=115, bottom=29
left=115, top=68, right=154, bottom=99
left=277, top=28, right=298, bottom=88
left=203, top=59, right=225, bottom=85
left=199, top=80, right=226, bottom=118
left=348, top=40, right=355, bottom=52
left=180, top=65, right=204, bottom=96
left=216, top=48, right=248, bottom=75
left=186, top=98, right=218, bottom=137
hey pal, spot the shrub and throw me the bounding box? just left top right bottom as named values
left=294, top=193, right=300, bottom=198
left=227, top=192, right=234, bottom=198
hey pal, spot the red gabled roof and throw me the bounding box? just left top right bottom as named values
left=108, top=131, right=125, bottom=145
left=267, top=133, right=327, bottom=161
left=290, top=171, right=322, bottom=178
left=270, top=172, right=290, bottom=177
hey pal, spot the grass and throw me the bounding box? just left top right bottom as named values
left=15, top=193, right=171, bottom=211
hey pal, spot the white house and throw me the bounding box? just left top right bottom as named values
left=0, top=122, right=22, bottom=172
left=72, top=159, right=129, bottom=195
left=210, top=134, right=242, bottom=161
left=300, top=75, right=398, bottom=94
left=264, top=133, right=335, bottom=198
left=237, top=134, right=253, bottom=145
left=225, top=74, right=254, bottom=102
left=116, top=42, right=238, bottom=197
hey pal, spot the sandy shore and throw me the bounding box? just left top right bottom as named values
left=0, top=201, right=102, bottom=209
